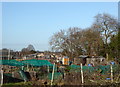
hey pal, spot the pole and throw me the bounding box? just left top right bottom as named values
left=106, top=53, right=108, bottom=61
left=51, top=63, right=55, bottom=85
left=0, top=67, right=3, bottom=86
left=8, top=49, right=10, bottom=60
left=48, top=65, right=49, bottom=73
left=110, top=64, right=113, bottom=83
left=12, top=72, right=14, bottom=77
left=81, top=63, right=84, bottom=84
left=22, top=66, right=24, bottom=70
left=27, top=64, right=29, bottom=71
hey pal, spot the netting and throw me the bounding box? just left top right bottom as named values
left=48, top=72, right=62, bottom=80
left=70, top=64, right=114, bottom=74
left=0, top=59, right=53, bottom=67
left=21, top=59, right=53, bottom=67
left=0, top=60, right=25, bottom=66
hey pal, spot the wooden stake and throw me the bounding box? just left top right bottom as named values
left=8, top=49, right=10, bottom=60
left=12, top=72, right=14, bottom=77
left=51, top=63, right=55, bottom=85
left=106, top=53, right=108, bottom=61
left=81, top=63, right=84, bottom=84
left=110, top=64, right=113, bottom=83
left=27, top=64, right=29, bottom=71
left=22, top=66, right=24, bottom=70
left=48, top=65, right=49, bottom=73
left=0, top=67, right=3, bottom=86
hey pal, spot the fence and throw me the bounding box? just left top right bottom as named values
left=1, top=59, right=120, bottom=85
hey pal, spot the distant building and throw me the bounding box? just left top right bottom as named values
left=0, top=48, right=14, bottom=59
left=74, top=55, right=87, bottom=66
left=74, top=55, right=106, bottom=66
left=22, top=53, right=37, bottom=59
left=37, top=53, right=44, bottom=58
left=86, top=57, right=106, bottom=66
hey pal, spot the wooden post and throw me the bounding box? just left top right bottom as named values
left=22, top=66, right=24, bottom=70
left=27, top=64, right=29, bottom=71
left=8, top=49, right=10, bottom=60
left=106, top=53, right=108, bottom=61
left=110, top=64, right=113, bottom=83
left=81, top=63, right=84, bottom=84
left=51, top=63, right=55, bottom=85
left=12, top=72, right=14, bottom=77
left=48, top=65, right=49, bottom=73
left=0, top=67, right=3, bottom=86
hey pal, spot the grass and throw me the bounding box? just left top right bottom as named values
left=2, top=81, right=34, bottom=87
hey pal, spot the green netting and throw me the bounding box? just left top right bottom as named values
left=4, top=73, right=12, bottom=77
left=70, top=65, right=80, bottom=69
left=19, top=70, right=29, bottom=81
left=48, top=72, right=62, bottom=80
left=82, top=66, right=95, bottom=72
left=0, top=59, right=53, bottom=67
left=94, top=65, right=110, bottom=74
left=70, top=65, right=95, bottom=72
left=70, top=64, right=112, bottom=74
left=21, top=59, right=53, bottom=67
left=0, top=60, right=25, bottom=66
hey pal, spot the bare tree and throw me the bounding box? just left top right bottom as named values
left=93, top=13, right=118, bottom=45
left=80, top=28, right=104, bottom=56
left=49, top=29, right=66, bottom=52
left=93, top=13, right=118, bottom=58
left=49, top=13, right=118, bottom=59
left=49, top=27, right=83, bottom=60
left=49, top=27, right=104, bottom=58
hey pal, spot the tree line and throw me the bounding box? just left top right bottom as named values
left=49, top=13, right=120, bottom=62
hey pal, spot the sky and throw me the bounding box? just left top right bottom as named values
left=2, top=2, right=118, bottom=51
